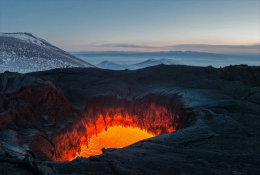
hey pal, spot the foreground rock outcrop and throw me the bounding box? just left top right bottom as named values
left=0, top=65, right=260, bottom=174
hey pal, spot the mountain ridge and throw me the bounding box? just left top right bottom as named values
left=96, top=58, right=181, bottom=70
left=0, top=32, right=94, bottom=73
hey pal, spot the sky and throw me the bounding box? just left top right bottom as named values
left=0, top=0, right=260, bottom=53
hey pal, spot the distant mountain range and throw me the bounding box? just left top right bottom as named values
left=96, top=61, right=127, bottom=70
left=96, top=58, right=181, bottom=70
left=0, top=33, right=94, bottom=73
left=73, top=50, right=260, bottom=68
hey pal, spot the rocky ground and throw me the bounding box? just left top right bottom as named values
left=0, top=64, right=260, bottom=175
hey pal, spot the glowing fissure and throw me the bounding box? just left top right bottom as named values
left=54, top=100, right=185, bottom=161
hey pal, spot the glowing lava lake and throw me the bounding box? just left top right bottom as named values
left=54, top=98, right=184, bottom=161
left=64, top=112, right=177, bottom=161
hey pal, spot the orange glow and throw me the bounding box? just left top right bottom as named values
left=78, top=126, right=155, bottom=158
left=55, top=107, right=178, bottom=161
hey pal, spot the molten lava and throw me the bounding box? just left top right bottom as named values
left=79, top=126, right=155, bottom=158
left=64, top=112, right=176, bottom=160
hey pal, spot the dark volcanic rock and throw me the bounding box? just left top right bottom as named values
left=0, top=65, right=260, bottom=175
left=0, top=71, right=85, bottom=161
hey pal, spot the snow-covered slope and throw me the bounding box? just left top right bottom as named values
left=95, top=58, right=181, bottom=70
left=0, top=33, right=94, bottom=73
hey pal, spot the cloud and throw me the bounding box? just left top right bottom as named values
left=167, top=44, right=260, bottom=54
left=172, top=44, right=260, bottom=49
left=94, top=43, right=260, bottom=54
left=96, top=43, right=156, bottom=49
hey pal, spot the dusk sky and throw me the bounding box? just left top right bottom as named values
left=0, top=0, right=260, bottom=53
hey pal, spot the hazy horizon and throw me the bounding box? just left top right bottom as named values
left=71, top=50, right=260, bottom=68
left=69, top=44, right=260, bottom=54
